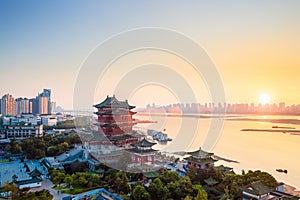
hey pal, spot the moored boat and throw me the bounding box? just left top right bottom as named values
left=276, top=169, right=288, bottom=173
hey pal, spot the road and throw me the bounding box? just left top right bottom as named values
left=29, top=179, right=69, bottom=200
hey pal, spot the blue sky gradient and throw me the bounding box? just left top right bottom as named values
left=1, top=1, right=299, bottom=108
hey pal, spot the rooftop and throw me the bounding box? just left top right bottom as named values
left=242, top=181, right=273, bottom=196
left=184, top=156, right=217, bottom=165
left=0, top=160, right=47, bottom=187
left=187, top=147, right=214, bottom=158
left=133, top=138, right=157, bottom=148
left=94, top=95, right=135, bottom=110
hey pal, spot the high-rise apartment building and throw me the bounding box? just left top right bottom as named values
left=1, top=94, right=16, bottom=116
left=42, top=89, right=51, bottom=114
left=29, top=98, right=38, bottom=114
left=38, top=96, right=48, bottom=115
left=16, top=98, right=29, bottom=115
left=35, top=89, right=51, bottom=114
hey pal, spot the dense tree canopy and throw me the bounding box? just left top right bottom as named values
left=132, top=185, right=150, bottom=200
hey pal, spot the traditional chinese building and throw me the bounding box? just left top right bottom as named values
left=93, top=95, right=139, bottom=148
left=130, top=138, right=157, bottom=165
left=241, top=181, right=273, bottom=200
left=12, top=167, right=43, bottom=189
left=184, top=147, right=217, bottom=169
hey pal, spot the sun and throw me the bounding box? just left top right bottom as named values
left=259, top=93, right=270, bottom=105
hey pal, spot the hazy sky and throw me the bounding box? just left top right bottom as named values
left=1, top=1, right=299, bottom=109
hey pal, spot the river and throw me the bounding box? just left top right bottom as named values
left=135, top=114, right=300, bottom=190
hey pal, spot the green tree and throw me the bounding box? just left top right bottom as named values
left=159, top=170, right=180, bottom=185
left=21, top=138, right=46, bottom=159
left=178, top=176, right=193, bottom=198
left=3, top=181, right=12, bottom=196
left=207, top=166, right=223, bottom=181
left=64, top=175, right=73, bottom=188
left=46, top=146, right=58, bottom=156
left=229, top=181, right=241, bottom=198
left=70, top=161, right=88, bottom=173
left=186, top=165, right=198, bottom=184
left=220, top=186, right=234, bottom=200
left=3, top=180, right=19, bottom=199
left=132, top=185, right=150, bottom=200
left=194, top=186, right=208, bottom=200
left=184, top=196, right=193, bottom=200
left=18, top=189, right=53, bottom=200
left=166, top=181, right=182, bottom=199
left=162, top=186, right=169, bottom=200
left=244, top=170, right=278, bottom=188
left=87, top=173, right=100, bottom=187
left=149, top=178, right=166, bottom=200
left=57, top=142, right=69, bottom=154
left=65, top=133, right=82, bottom=144
left=9, top=139, right=22, bottom=154
left=113, top=171, right=130, bottom=194
left=77, top=175, right=88, bottom=186
left=51, top=170, right=66, bottom=186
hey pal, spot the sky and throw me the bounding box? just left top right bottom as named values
left=0, top=0, right=299, bottom=110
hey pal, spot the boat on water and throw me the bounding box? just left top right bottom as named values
left=276, top=169, right=288, bottom=173
left=147, top=129, right=172, bottom=143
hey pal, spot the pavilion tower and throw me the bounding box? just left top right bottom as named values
left=94, top=95, right=139, bottom=148
left=184, top=147, right=217, bottom=169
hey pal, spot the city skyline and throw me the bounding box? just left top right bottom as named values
left=0, top=1, right=300, bottom=109
left=2, top=89, right=300, bottom=115
left=0, top=88, right=55, bottom=115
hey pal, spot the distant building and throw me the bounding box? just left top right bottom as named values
left=38, top=96, right=48, bottom=115
left=41, top=116, right=57, bottom=126
left=51, top=101, right=56, bottom=113
left=0, top=124, right=43, bottom=139
left=1, top=94, right=16, bottom=116
left=32, top=89, right=52, bottom=115
left=29, top=98, right=38, bottom=114
left=15, top=98, right=29, bottom=115
left=42, top=89, right=51, bottom=114
left=18, top=113, right=39, bottom=125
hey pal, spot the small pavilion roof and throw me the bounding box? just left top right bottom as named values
left=204, top=177, right=219, bottom=186
left=94, top=95, right=135, bottom=109
left=187, top=147, right=214, bottom=158
left=28, top=167, right=43, bottom=177
left=133, top=138, right=156, bottom=148
left=144, top=172, right=159, bottom=178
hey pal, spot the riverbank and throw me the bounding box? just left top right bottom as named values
left=228, top=117, right=300, bottom=125
left=284, top=184, right=300, bottom=197
left=241, top=128, right=300, bottom=133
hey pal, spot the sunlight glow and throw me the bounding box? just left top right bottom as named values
left=259, top=93, right=270, bottom=105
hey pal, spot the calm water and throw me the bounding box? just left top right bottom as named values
left=136, top=114, right=300, bottom=190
